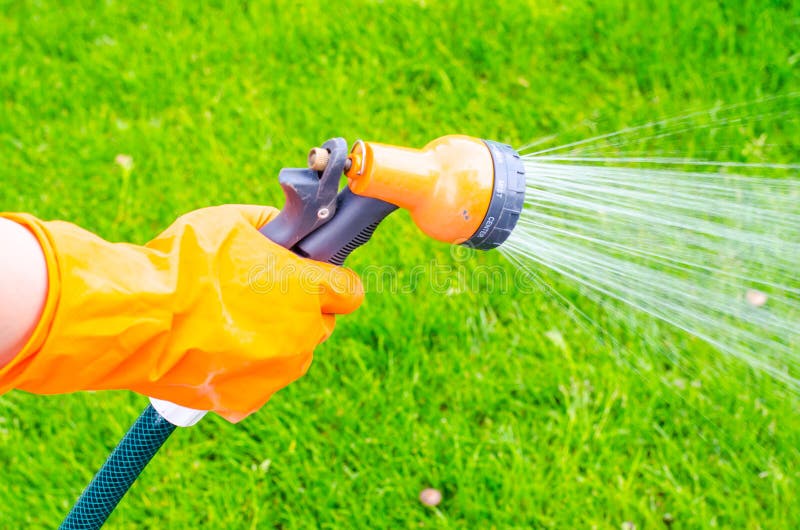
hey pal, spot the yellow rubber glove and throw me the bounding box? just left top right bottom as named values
left=0, top=205, right=363, bottom=422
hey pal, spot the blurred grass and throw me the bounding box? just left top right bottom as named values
left=1, top=0, right=799, bottom=528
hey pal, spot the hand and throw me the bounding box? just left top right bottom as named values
left=0, top=205, right=363, bottom=422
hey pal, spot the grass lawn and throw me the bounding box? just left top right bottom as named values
left=1, top=0, right=798, bottom=528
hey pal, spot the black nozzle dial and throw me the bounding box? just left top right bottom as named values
left=464, top=141, right=526, bottom=250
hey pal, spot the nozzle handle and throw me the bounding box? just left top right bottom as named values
left=154, top=146, right=395, bottom=428
left=258, top=137, right=348, bottom=249
left=294, top=188, right=398, bottom=265
left=155, top=195, right=394, bottom=425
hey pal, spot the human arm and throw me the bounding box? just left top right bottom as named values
left=0, top=217, right=49, bottom=367
left=0, top=206, right=363, bottom=422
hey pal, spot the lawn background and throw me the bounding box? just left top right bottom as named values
left=1, top=0, right=798, bottom=528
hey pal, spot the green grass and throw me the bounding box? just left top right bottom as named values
left=1, top=0, right=799, bottom=528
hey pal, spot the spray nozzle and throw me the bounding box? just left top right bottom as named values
left=344, top=135, right=526, bottom=249
left=264, top=136, right=526, bottom=265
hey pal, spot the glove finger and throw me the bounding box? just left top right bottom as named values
left=214, top=317, right=335, bottom=423
left=316, top=264, right=364, bottom=315
left=224, top=205, right=362, bottom=314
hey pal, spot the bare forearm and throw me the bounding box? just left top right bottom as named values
left=0, top=217, right=48, bottom=367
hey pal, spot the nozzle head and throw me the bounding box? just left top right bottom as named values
left=345, top=135, right=525, bottom=250
left=464, top=140, right=525, bottom=249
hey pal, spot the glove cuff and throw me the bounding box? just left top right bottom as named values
left=0, top=213, right=62, bottom=392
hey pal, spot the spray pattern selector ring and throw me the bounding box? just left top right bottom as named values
left=464, top=141, right=526, bottom=250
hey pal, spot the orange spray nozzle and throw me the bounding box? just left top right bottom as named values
left=345, top=135, right=525, bottom=249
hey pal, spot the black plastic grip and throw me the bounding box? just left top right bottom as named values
left=259, top=138, right=348, bottom=250
left=259, top=168, right=329, bottom=248
left=257, top=138, right=395, bottom=265
left=293, top=189, right=398, bottom=265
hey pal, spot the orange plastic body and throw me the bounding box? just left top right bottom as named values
left=345, top=135, right=494, bottom=244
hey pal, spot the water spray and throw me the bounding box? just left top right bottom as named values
left=505, top=104, right=800, bottom=391
left=59, top=135, right=527, bottom=529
